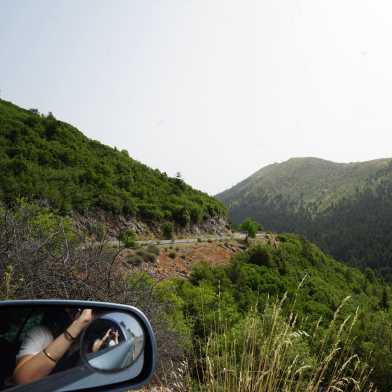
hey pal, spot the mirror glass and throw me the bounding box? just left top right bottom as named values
left=81, top=311, right=145, bottom=372
left=0, top=304, right=147, bottom=391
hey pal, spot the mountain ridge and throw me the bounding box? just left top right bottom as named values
left=218, top=156, right=392, bottom=213
left=217, top=156, right=392, bottom=277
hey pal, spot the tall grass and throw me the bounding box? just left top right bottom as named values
left=183, top=295, right=377, bottom=392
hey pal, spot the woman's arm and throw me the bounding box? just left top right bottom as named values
left=92, top=328, right=112, bottom=353
left=14, top=309, right=92, bottom=385
left=92, top=328, right=120, bottom=353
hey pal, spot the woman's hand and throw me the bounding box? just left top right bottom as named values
left=68, top=309, right=93, bottom=337
left=111, top=329, right=119, bottom=345
left=75, top=309, right=93, bottom=327
left=92, top=328, right=113, bottom=353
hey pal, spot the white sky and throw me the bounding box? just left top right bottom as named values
left=1, top=0, right=392, bottom=195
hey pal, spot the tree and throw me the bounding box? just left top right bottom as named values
left=239, top=218, right=261, bottom=241
left=119, top=229, right=137, bottom=248
left=380, top=287, right=390, bottom=311
left=162, top=222, right=174, bottom=240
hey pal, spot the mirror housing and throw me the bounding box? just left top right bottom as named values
left=0, top=300, right=157, bottom=392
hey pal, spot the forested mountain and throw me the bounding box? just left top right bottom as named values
left=0, top=99, right=226, bottom=229
left=217, top=157, right=392, bottom=278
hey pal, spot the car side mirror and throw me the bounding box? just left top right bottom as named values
left=0, top=300, right=157, bottom=392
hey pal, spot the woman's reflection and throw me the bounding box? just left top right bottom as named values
left=91, top=328, right=119, bottom=353
left=13, top=308, right=93, bottom=385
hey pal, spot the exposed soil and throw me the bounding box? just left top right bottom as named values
left=120, top=240, right=247, bottom=280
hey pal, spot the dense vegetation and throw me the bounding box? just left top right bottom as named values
left=217, top=157, right=392, bottom=278
left=164, top=235, right=392, bottom=390
left=3, top=98, right=392, bottom=389
left=1, top=201, right=392, bottom=390
left=0, top=201, right=184, bottom=386
left=0, top=99, right=226, bottom=227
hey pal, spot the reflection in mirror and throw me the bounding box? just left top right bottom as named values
left=0, top=306, right=94, bottom=389
left=0, top=305, right=146, bottom=391
left=81, top=312, right=145, bottom=372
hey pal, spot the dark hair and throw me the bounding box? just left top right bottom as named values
left=41, top=308, right=71, bottom=338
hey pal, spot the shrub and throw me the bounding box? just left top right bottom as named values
left=146, top=244, right=160, bottom=256
left=247, top=244, right=273, bottom=267
left=277, top=234, right=289, bottom=242
left=119, top=229, right=137, bottom=248
left=162, top=222, right=174, bottom=240
left=136, top=249, right=158, bottom=263
left=126, top=254, right=144, bottom=266
left=239, top=218, right=261, bottom=240
left=138, top=203, right=164, bottom=221
left=89, top=222, right=107, bottom=242
left=144, top=252, right=157, bottom=263
left=189, top=205, right=203, bottom=224
left=0, top=265, right=16, bottom=300
left=173, top=207, right=191, bottom=227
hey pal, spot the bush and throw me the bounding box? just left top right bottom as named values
left=239, top=218, right=261, bottom=240
left=168, top=251, right=176, bottom=259
left=89, top=222, right=107, bottom=242
left=138, top=203, right=164, bottom=221
left=247, top=244, right=273, bottom=267
left=136, top=249, right=158, bottom=263
left=173, top=207, right=191, bottom=227
left=126, top=254, right=144, bottom=266
left=119, top=229, right=137, bottom=248
left=162, top=222, right=174, bottom=240
left=189, top=205, right=203, bottom=224
left=146, top=244, right=160, bottom=256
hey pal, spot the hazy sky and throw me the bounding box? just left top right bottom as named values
left=1, top=1, right=392, bottom=195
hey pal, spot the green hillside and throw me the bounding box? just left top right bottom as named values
left=167, top=234, right=392, bottom=390
left=0, top=99, right=226, bottom=227
left=2, top=201, right=391, bottom=389
left=217, top=157, right=392, bottom=277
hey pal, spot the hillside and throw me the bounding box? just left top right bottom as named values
left=2, top=201, right=392, bottom=389
left=217, top=157, right=392, bottom=277
left=0, top=99, right=226, bottom=234
left=168, top=234, right=392, bottom=390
